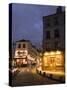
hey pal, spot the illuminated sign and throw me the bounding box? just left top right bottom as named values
left=15, top=50, right=28, bottom=58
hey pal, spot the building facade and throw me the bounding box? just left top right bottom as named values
left=42, top=7, right=65, bottom=71
left=13, top=39, right=40, bottom=67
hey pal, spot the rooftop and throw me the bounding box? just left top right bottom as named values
left=43, top=6, right=65, bottom=19
left=16, top=39, right=30, bottom=42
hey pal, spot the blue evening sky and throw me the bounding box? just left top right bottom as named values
left=12, top=3, right=64, bottom=48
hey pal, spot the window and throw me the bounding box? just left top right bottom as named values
left=55, top=41, right=59, bottom=49
left=23, top=44, right=26, bottom=48
left=54, top=29, right=60, bottom=38
left=18, top=44, right=21, bottom=48
left=45, top=42, right=50, bottom=51
left=54, top=20, right=59, bottom=25
left=45, top=19, right=51, bottom=28
left=46, top=31, right=50, bottom=39
left=54, top=17, right=59, bottom=25
left=46, top=23, right=50, bottom=27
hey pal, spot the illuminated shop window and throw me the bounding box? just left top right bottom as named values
left=43, top=56, right=48, bottom=66
left=43, top=51, right=64, bottom=69
left=55, top=54, right=63, bottom=66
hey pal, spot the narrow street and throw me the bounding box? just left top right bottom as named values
left=12, top=66, right=60, bottom=86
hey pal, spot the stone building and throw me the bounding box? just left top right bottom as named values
left=42, top=7, right=65, bottom=72
left=13, top=39, right=40, bottom=67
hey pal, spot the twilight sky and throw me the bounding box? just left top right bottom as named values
left=12, top=3, right=64, bottom=48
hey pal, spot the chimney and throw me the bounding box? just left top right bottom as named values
left=56, top=6, right=62, bottom=13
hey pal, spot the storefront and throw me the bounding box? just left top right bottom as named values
left=13, top=49, right=28, bottom=67
left=42, top=50, right=64, bottom=71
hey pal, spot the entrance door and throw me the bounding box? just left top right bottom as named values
left=50, top=57, right=56, bottom=70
